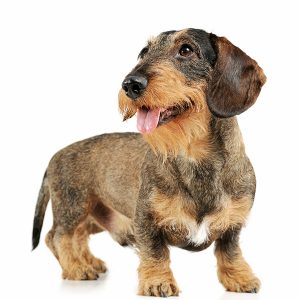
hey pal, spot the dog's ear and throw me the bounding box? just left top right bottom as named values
left=207, top=34, right=266, bottom=118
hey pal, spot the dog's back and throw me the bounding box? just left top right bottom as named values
left=47, top=132, right=148, bottom=216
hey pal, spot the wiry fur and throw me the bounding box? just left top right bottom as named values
left=32, top=28, right=266, bottom=297
left=119, top=63, right=210, bottom=159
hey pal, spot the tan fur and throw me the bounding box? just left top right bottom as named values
left=119, top=63, right=211, bottom=159
left=150, top=193, right=195, bottom=245
left=84, top=217, right=104, bottom=235
left=144, top=110, right=211, bottom=160
left=53, top=232, right=99, bottom=280
left=151, top=193, right=195, bottom=227
left=46, top=217, right=107, bottom=278
left=208, top=196, right=253, bottom=236
left=46, top=217, right=104, bottom=262
left=45, top=229, right=58, bottom=259
left=138, top=255, right=179, bottom=297
left=215, top=247, right=261, bottom=292
left=151, top=193, right=252, bottom=244
left=73, top=222, right=107, bottom=273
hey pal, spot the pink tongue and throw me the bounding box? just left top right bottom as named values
left=137, top=108, right=161, bottom=134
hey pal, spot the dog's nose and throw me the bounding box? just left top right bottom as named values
left=122, top=75, right=148, bottom=100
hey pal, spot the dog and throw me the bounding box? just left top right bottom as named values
left=32, top=28, right=266, bottom=297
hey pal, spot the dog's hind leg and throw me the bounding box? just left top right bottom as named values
left=53, top=227, right=99, bottom=280
left=45, top=228, right=58, bottom=259
left=48, top=188, right=101, bottom=280
left=73, top=219, right=107, bottom=274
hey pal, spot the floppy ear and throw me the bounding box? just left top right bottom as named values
left=207, top=34, right=267, bottom=118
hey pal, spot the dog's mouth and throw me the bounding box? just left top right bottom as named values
left=137, top=103, right=190, bottom=134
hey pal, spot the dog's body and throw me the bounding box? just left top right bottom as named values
left=32, top=29, right=266, bottom=297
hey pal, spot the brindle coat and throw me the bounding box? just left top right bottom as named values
left=32, top=29, right=266, bottom=297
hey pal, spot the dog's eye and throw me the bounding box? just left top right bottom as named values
left=179, top=44, right=193, bottom=57
left=138, top=47, right=149, bottom=59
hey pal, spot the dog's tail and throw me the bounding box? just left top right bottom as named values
left=32, top=171, right=50, bottom=250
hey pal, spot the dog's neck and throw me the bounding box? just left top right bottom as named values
left=210, top=116, right=245, bottom=156
left=144, top=116, right=247, bottom=205
left=178, top=116, right=245, bottom=163
left=144, top=112, right=245, bottom=164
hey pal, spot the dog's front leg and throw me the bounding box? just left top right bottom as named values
left=135, top=202, right=179, bottom=297
left=215, top=227, right=261, bottom=293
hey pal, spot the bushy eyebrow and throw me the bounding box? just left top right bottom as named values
left=138, top=39, right=154, bottom=59
left=147, top=37, right=155, bottom=46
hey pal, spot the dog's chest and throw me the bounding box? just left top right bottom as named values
left=163, top=218, right=211, bottom=249
left=152, top=191, right=252, bottom=250
left=188, top=220, right=210, bottom=245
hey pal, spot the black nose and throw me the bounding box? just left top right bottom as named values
left=122, top=75, right=148, bottom=100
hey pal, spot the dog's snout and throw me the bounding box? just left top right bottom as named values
left=122, top=75, right=148, bottom=100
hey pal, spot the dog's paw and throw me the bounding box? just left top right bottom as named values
left=235, top=276, right=260, bottom=293
left=220, top=272, right=261, bottom=293
left=91, top=258, right=107, bottom=274
left=62, top=265, right=99, bottom=280
left=138, top=279, right=180, bottom=297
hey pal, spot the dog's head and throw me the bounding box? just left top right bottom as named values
left=119, top=29, right=266, bottom=156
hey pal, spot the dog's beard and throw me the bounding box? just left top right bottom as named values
left=118, top=64, right=211, bottom=158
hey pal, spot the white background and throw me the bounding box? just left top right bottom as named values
left=0, top=0, right=299, bottom=299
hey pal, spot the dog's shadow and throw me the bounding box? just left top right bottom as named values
left=60, top=272, right=108, bottom=293
left=218, top=291, right=261, bottom=300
